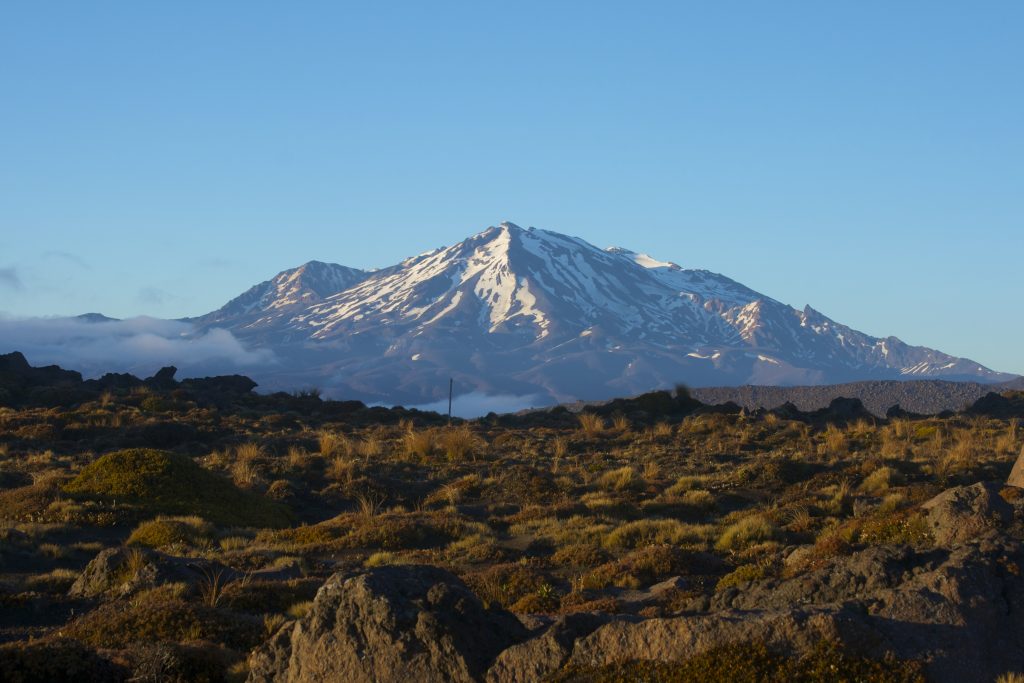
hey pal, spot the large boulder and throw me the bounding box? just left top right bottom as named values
left=68, top=547, right=236, bottom=599
left=566, top=606, right=879, bottom=669
left=1008, top=445, right=1024, bottom=488
left=486, top=612, right=618, bottom=683
left=921, top=481, right=1012, bottom=546
left=247, top=565, right=528, bottom=683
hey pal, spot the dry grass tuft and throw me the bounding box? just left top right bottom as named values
left=578, top=413, right=605, bottom=436
left=404, top=429, right=437, bottom=458
left=597, top=466, right=639, bottom=491
left=715, top=515, right=778, bottom=552
left=440, top=424, right=478, bottom=462
left=319, top=430, right=351, bottom=458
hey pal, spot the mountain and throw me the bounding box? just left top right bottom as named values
left=192, top=260, right=369, bottom=331
left=192, top=222, right=1014, bottom=407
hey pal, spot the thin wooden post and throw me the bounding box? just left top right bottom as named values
left=448, top=378, right=453, bottom=425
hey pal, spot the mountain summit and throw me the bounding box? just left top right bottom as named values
left=193, top=222, right=1013, bottom=405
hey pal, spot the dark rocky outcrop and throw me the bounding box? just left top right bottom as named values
left=180, top=374, right=258, bottom=396
left=145, top=365, right=178, bottom=389
left=968, top=391, right=1024, bottom=419
left=0, top=351, right=82, bottom=388
left=69, top=547, right=237, bottom=599
left=0, top=351, right=86, bottom=406
left=885, top=403, right=928, bottom=420
left=247, top=565, right=528, bottom=683
left=0, top=351, right=260, bottom=409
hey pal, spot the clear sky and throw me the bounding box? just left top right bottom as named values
left=1, top=2, right=1021, bottom=374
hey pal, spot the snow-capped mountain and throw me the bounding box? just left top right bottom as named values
left=192, top=222, right=1014, bottom=406
left=194, top=260, right=369, bottom=330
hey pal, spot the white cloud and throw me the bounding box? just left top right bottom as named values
left=0, top=316, right=274, bottom=378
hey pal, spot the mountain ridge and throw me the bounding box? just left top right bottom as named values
left=184, top=222, right=1013, bottom=407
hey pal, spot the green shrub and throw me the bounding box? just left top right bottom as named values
left=715, top=563, right=768, bottom=591
left=127, top=516, right=214, bottom=548
left=62, top=449, right=291, bottom=528
left=857, top=510, right=933, bottom=548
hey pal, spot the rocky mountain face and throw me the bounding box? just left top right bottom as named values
left=191, top=222, right=1013, bottom=406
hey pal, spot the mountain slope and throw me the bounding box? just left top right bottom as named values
left=191, top=222, right=1013, bottom=406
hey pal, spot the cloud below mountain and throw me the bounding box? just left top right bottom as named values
left=408, top=391, right=546, bottom=418
left=0, top=316, right=274, bottom=379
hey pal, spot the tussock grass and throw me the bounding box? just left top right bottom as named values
left=715, top=515, right=778, bottom=552
left=403, top=429, right=437, bottom=458
left=578, top=413, right=605, bottom=436
left=597, top=466, right=639, bottom=491
left=603, top=519, right=717, bottom=550
left=439, top=424, right=478, bottom=462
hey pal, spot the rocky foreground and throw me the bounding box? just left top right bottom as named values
left=4, top=353, right=1024, bottom=681
left=245, top=476, right=1024, bottom=682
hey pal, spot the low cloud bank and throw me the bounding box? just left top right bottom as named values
left=409, top=391, right=549, bottom=418
left=0, top=316, right=274, bottom=379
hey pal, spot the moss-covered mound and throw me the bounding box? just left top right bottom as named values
left=63, top=585, right=263, bottom=650
left=63, top=449, right=291, bottom=528
left=127, top=516, right=215, bottom=548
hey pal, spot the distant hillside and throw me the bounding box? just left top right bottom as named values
left=691, top=378, right=1024, bottom=416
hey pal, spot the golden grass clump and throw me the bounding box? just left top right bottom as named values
left=597, top=466, right=639, bottom=492
left=859, top=466, right=904, bottom=496
left=319, top=430, right=351, bottom=458
left=357, top=436, right=384, bottom=459
left=439, top=424, right=478, bottom=462
left=231, top=455, right=262, bottom=490
left=603, top=518, right=716, bottom=550
left=328, top=456, right=357, bottom=483
left=404, top=428, right=437, bottom=458
left=286, top=446, right=308, bottom=470
left=715, top=515, right=778, bottom=552
left=820, top=424, right=848, bottom=454
left=578, top=412, right=605, bottom=436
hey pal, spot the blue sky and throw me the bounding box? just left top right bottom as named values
left=1, top=2, right=1021, bottom=374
